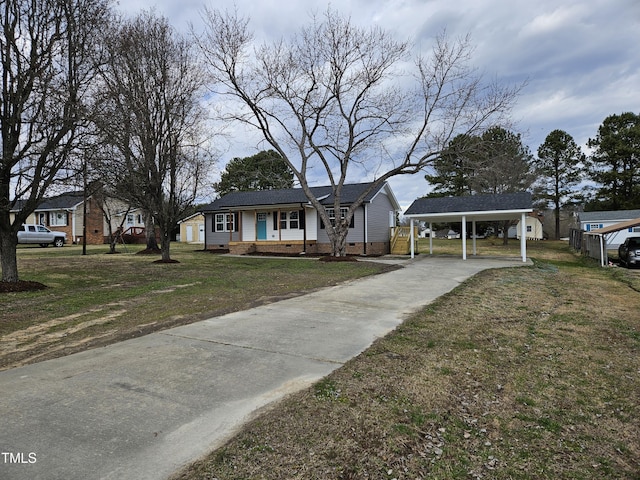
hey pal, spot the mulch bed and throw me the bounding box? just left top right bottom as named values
left=318, top=255, right=359, bottom=262
left=0, top=281, right=48, bottom=293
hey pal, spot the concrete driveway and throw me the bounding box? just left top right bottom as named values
left=0, top=255, right=530, bottom=480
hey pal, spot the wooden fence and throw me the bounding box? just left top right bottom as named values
left=569, top=228, right=608, bottom=266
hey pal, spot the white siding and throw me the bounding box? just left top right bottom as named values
left=241, top=212, right=256, bottom=241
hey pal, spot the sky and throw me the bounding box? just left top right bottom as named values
left=117, top=0, right=639, bottom=211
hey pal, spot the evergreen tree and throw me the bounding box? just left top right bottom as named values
left=424, top=135, right=479, bottom=197
left=214, top=150, right=294, bottom=197
left=535, top=129, right=584, bottom=239
left=587, top=112, right=640, bottom=210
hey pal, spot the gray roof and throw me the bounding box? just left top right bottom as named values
left=10, top=191, right=85, bottom=212
left=579, top=209, right=640, bottom=222
left=202, top=182, right=392, bottom=211
left=405, top=192, right=532, bottom=216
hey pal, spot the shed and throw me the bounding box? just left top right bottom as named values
left=178, top=213, right=205, bottom=243
left=404, top=192, right=533, bottom=262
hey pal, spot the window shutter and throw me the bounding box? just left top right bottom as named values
left=299, top=210, right=305, bottom=229
left=273, top=212, right=278, bottom=231
left=234, top=213, right=239, bottom=232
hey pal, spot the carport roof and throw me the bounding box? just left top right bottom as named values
left=404, top=192, right=533, bottom=222
left=589, top=217, right=640, bottom=235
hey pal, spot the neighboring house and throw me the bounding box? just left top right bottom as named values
left=10, top=191, right=144, bottom=245
left=11, top=191, right=102, bottom=245
left=178, top=213, right=205, bottom=243
left=201, top=182, right=400, bottom=255
left=579, top=209, right=640, bottom=248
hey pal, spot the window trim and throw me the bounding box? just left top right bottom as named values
left=49, top=211, right=68, bottom=227
left=322, top=207, right=355, bottom=229
left=214, top=212, right=237, bottom=232
left=278, top=210, right=301, bottom=230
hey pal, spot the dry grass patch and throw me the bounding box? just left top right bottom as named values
left=174, top=250, right=640, bottom=479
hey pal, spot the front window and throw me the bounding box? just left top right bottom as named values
left=279, top=211, right=300, bottom=230
left=289, top=211, right=299, bottom=229
left=325, top=208, right=354, bottom=228
left=127, top=214, right=135, bottom=226
left=49, top=212, right=67, bottom=226
left=214, top=213, right=235, bottom=232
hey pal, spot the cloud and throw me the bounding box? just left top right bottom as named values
left=114, top=0, right=639, bottom=209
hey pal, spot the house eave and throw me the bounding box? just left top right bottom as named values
left=405, top=208, right=533, bottom=223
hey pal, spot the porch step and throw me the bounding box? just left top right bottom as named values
left=390, top=226, right=417, bottom=255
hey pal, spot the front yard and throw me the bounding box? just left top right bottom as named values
left=0, top=244, right=392, bottom=370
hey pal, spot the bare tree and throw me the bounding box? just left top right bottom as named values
left=94, top=11, right=211, bottom=262
left=196, top=8, right=520, bottom=256
left=0, top=0, right=110, bottom=283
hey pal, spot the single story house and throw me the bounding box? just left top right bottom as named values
left=201, top=182, right=400, bottom=255
left=177, top=213, right=205, bottom=243
left=10, top=191, right=145, bottom=245
left=579, top=209, right=640, bottom=248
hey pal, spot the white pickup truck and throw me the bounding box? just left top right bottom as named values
left=17, top=224, right=67, bottom=247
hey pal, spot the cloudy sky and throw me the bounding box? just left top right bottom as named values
left=117, top=0, right=639, bottom=210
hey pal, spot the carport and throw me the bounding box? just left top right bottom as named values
left=404, top=192, right=533, bottom=262
left=587, top=217, right=640, bottom=266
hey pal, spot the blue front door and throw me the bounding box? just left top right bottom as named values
left=257, top=212, right=267, bottom=240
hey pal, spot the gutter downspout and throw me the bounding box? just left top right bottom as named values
left=363, top=204, right=368, bottom=255
left=302, top=204, right=307, bottom=254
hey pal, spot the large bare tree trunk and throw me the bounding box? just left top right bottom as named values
left=143, top=211, right=160, bottom=252
left=160, top=229, right=172, bottom=262
left=0, top=230, right=19, bottom=283
left=331, top=224, right=349, bottom=257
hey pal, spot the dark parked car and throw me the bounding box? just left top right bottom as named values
left=618, top=236, right=640, bottom=268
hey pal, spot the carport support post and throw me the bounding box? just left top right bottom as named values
left=429, top=222, right=433, bottom=255
left=472, top=220, right=477, bottom=256
left=520, top=212, right=527, bottom=262
left=461, top=215, right=467, bottom=260
left=410, top=218, right=415, bottom=258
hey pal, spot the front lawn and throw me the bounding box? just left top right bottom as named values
left=0, top=243, right=392, bottom=370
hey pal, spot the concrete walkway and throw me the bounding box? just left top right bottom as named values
left=0, top=255, right=530, bottom=480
